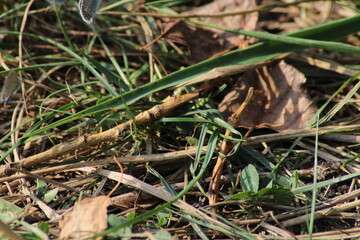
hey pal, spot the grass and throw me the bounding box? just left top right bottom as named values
left=0, top=0, right=360, bottom=239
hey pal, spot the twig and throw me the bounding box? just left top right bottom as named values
left=10, top=82, right=217, bottom=169
left=139, top=20, right=181, bottom=50
left=4, top=168, right=88, bottom=196
left=106, top=156, right=124, bottom=197
left=208, top=87, right=255, bottom=215
left=0, top=147, right=204, bottom=183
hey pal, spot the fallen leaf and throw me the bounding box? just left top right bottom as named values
left=59, top=196, right=111, bottom=240
left=219, top=60, right=317, bottom=132
left=185, top=0, right=258, bottom=46
left=160, top=20, right=224, bottom=63
left=161, top=0, right=258, bottom=62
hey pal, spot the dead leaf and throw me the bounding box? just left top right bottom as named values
left=59, top=196, right=111, bottom=240
left=161, top=0, right=258, bottom=62
left=219, top=60, right=317, bottom=132
left=185, top=0, right=258, bottom=46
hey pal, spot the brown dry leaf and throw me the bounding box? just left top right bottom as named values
left=59, top=196, right=111, bottom=240
left=162, top=0, right=258, bottom=62
left=185, top=0, right=258, bottom=46
left=160, top=20, right=224, bottom=62
left=219, top=60, right=317, bottom=132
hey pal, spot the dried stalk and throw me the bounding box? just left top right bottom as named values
left=208, top=87, right=254, bottom=214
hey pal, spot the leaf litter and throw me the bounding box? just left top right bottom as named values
left=0, top=0, right=360, bottom=239
left=219, top=60, right=318, bottom=132
left=159, top=0, right=258, bottom=62
left=59, top=196, right=111, bottom=240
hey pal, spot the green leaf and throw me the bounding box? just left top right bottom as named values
left=107, top=214, right=132, bottom=239
left=240, top=164, right=259, bottom=193
left=274, top=175, right=291, bottom=189
left=156, top=210, right=172, bottom=227
left=225, top=191, right=253, bottom=200
left=255, top=186, right=289, bottom=199
left=37, top=222, right=49, bottom=234
left=36, top=180, right=47, bottom=199
left=290, top=171, right=299, bottom=189
left=0, top=199, right=24, bottom=221
left=43, top=188, right=58, bottom=203
left=154, top=230, right=175, bottom=240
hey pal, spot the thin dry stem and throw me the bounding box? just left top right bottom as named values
left=208, top=87, right=255, bottom=214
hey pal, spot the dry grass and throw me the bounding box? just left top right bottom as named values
left=1, top=0, right=360, bottom=239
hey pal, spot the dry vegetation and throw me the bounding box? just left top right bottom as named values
left=1, top=0, right=360, bottom=239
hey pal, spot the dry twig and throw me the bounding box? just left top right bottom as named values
left=208, top=87, right=255, bottom=215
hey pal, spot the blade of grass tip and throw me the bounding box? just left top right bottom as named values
left=213, top=117, right=242, bottom=137
left=128, top=62, right=149, bottom=85
left=342, top=153, right=360, bottom=172
left=98, top=130, right=218, bottom=237
left=183, top=109, right=222, bottom=117
left=158, top=117, right=211, bottom=124
left=192, top=125, right=208, bottom=172
left=309, top=115, right=320, bottom=238
left=52, top=1, right=75, bottom=51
